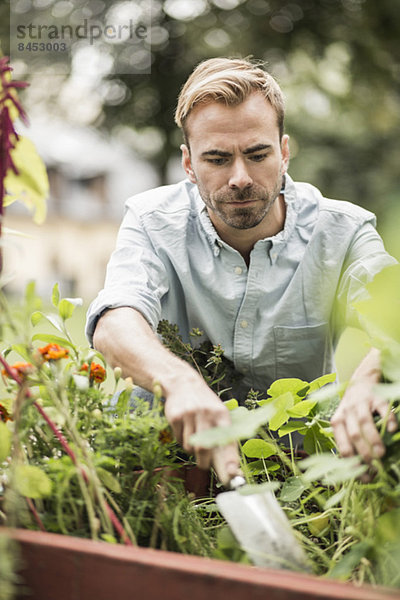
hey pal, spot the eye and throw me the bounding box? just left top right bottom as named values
left=250, top=153, right=268, bottom=162
left=206, top=158, right=227, bottom=166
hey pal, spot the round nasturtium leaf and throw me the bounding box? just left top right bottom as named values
left=14, top=464, right=52, bottom=499
left=242, top=438, right=276, bottom=459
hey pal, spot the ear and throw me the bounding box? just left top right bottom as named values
left=280, top=134, right=290, bottom=174
left=181, top=144, right=197, bottom=183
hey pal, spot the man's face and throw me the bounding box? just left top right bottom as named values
left=181, top=92, right=289, bottom=233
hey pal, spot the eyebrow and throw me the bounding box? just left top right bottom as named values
left=201, top=144, right=272, bottom=158
left=243, top=144, right=272, bottom=155
left=201, top=149, right=232, bottom=157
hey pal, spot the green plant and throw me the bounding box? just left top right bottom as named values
left=0, top=284, right=223, bottom=560
left=190, top=372, right=400, bottom=586
left=1, top=272, right=400, bottom=593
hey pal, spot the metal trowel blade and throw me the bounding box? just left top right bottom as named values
left=216, top=486, right=308, bottom=570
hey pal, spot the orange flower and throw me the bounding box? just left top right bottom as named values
left=38, top=344, right=69, bottom=361
left=80, top=362, right=106, bottom=384
left=2, top=361, right=34, bottom=380
left=158, top=428, right=174, bottom=445
left=0, top=403, right=12, bottom=422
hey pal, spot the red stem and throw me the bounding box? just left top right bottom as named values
left=0, top=354, right=133, bottom=545
left=33, top=399, right=78, bottom=465
left=26, top=497, right=46, bottom=532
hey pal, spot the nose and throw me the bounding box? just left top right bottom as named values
left=228, top=158, right=253, bottom=190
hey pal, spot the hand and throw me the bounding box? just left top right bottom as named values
left=331, top=378, right=397, bottom=463
left=163, top=377, right=241, bottom=486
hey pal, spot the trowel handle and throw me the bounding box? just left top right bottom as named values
left=228, top=475, right=246, bottom=490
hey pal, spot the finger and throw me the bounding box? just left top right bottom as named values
left=164, top=400, right=185, bottom=446
left=168, top=417, right=183, bottom=447
left=332, top=419, right=355, bottom=457
left=212, top=443, right=241, bottom=487
left=346, top=407, right=384, bottom=462
left=195, top=447, right=213, bottom=470
left=182, top=414, right=196, bottom=453
left=374, top=400, right=398, bottom=433
left=193, top=407, right=233, bottom=474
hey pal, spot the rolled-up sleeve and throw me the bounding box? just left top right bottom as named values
left=334, top=221, right=397, bottom=333
left=86, top=204, right=169, bottom=344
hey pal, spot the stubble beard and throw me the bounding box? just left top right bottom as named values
left=198, top=178, right=283, bottom=230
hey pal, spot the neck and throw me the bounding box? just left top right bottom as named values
left=210, top=194, right=286, bottom=265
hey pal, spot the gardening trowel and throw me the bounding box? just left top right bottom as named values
left=216, top=475, right=309, bottom=571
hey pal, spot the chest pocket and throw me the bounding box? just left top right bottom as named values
left=273, top=322, right=333, bottom=382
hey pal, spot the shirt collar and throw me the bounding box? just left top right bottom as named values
left=194, top=188, right=224, bottom=254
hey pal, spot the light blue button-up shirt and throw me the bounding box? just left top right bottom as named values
left=86, top=175, right=394, bottom=394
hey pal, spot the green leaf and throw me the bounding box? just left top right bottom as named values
left=31, top=333, right=75, bottom=350
left=280, top=477, right=309, bottom=502
left=299, top=453, right=367, bottom=485
left=31, top=311, right=44, bottom=326
left=237, top=481, right=281, bottom=496
left=189, top=404, right=275, bottom=448
left=10, top=344, right=31, bottom=362
left=245, top=459, right=280, bottom=475
left=101, top=534, right=117, bottom=544
left=25, top=281, right=42, bottom=311
left=353, top=264, right=400, bottom=344
left=375, top=508, right=400, bottom=544
left=216, top=525, right=239, bottom=549
left=0, top=422, right=11, bottom=463
left=51, top=283, right=60, bottom=308
left=324, top=487, right=347, bottom=509
left=223, top=398, right=239, bottom=410
left=64, top=297, right=83, bottom=307
left=380, top=342, right=400, bottom=382
left=307, top=372, right=337, bottom=394
left=267, top=378, right=309, bottom=399
left=287, top=399, right=318, bottom=418
left=58, top=299, right=75, bottom=320
left=14, top=464, right=52, bottom=498
left=308, top=383, right=347, bottom=405
left=373, top=382, right=400, bottom=401
left=97, top=468, right=122, bottom=494
left=303, top=424, right=335, bottom=455
left=242, top=438, right=276, bottom=459
left=278, top=421, right=308, bottom=437
left=329, top=541, right=372, bottom=580
left=3, top=136, right=48, bottom=224
left=31, top=312, right=64, bottom=333
left=269, top=392, right=294, bottom=431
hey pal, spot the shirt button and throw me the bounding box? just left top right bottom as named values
left=234, top=266, right=243, bottom=275
left=240, top=320, right=248, bottom=329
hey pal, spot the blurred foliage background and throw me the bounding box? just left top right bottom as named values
left=1, top=0, right=400, bottom=252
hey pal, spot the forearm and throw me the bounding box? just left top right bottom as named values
left=348, top=347, right=381, bottom=384
left=92, top=306, right=200, bottom=395
left=92, top=306, right=240, bottom=484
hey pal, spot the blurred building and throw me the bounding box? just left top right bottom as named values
left=3, top=118, right=159, bottom=303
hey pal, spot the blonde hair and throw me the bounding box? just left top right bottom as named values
left=175, top=57, right=285, bottom=143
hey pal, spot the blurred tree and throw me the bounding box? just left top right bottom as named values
left=4, top=0, right=400, bottom=222
left=101, top=0, right=400, bottom=223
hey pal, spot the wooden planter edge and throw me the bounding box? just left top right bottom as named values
left=2, top=527, right=399, bottom=600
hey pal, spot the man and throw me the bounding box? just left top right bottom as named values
left=87, top=57, right=397, bottom=486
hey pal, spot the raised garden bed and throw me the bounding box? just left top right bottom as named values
left=6, top=527, right=400, bottom=600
